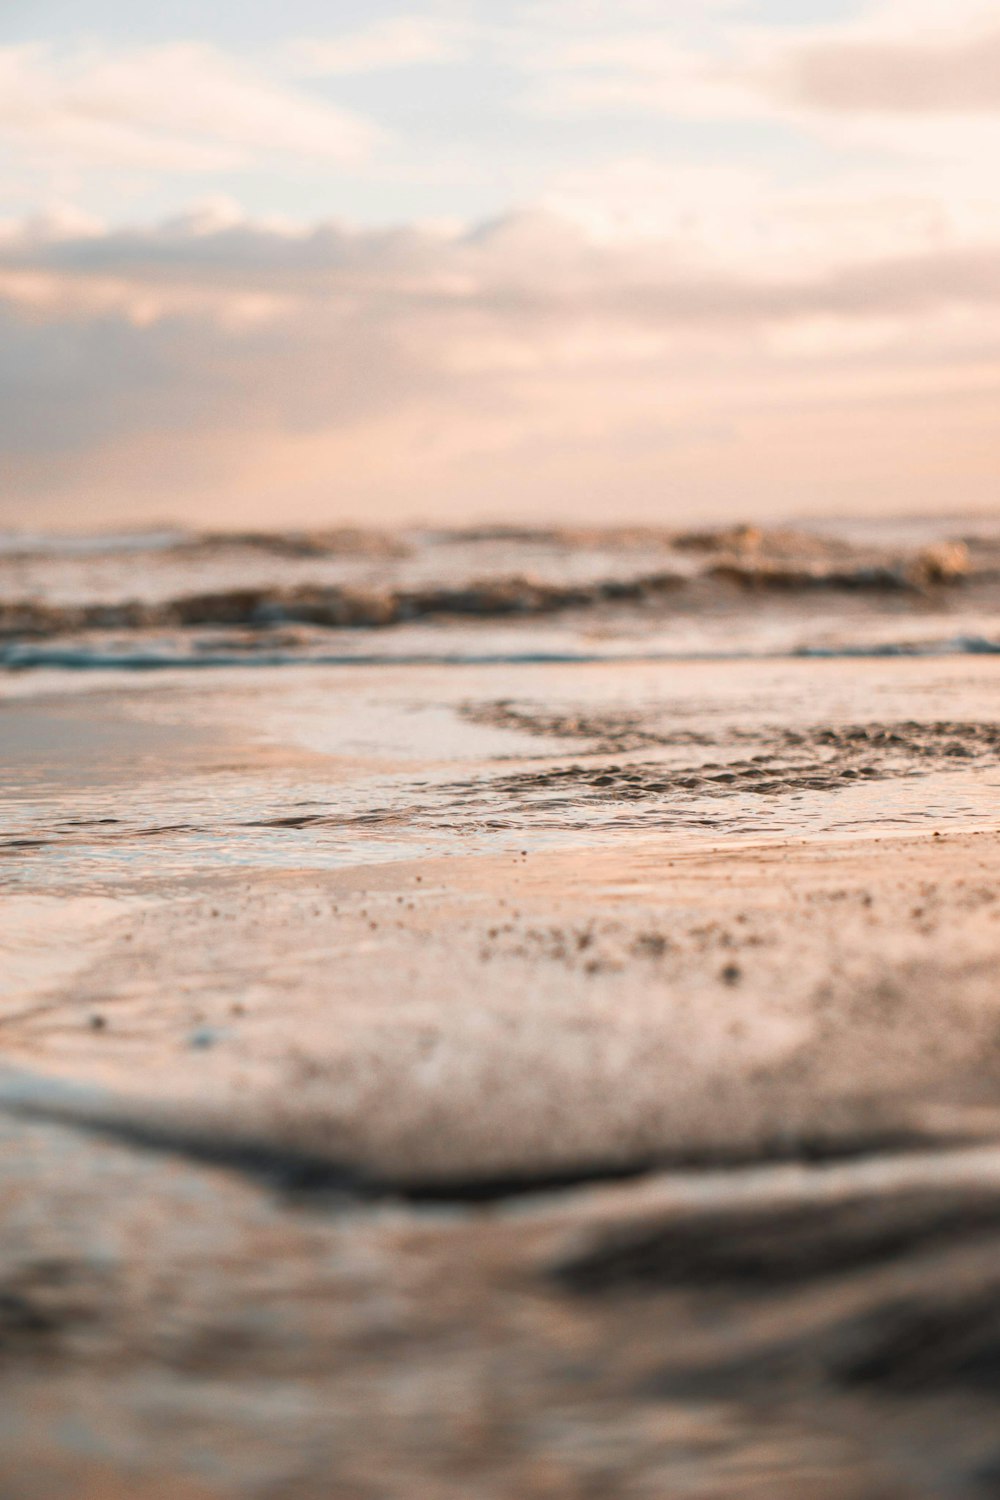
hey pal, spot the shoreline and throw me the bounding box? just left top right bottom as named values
left=5, top=625, right=1000, bottom=1495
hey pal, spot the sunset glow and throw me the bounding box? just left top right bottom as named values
left=4, top=0, right=998, bottom=528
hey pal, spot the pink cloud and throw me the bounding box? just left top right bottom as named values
left=1, top=208, right=998, bottom=529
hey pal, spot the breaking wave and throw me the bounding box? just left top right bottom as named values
left=1, top=522, right=994, bottom=673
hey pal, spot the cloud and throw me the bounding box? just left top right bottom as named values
left=2, top=4, right=997, bottom=528
left=6, top=206, right=1000, bottom=323
left=519, top=34, right=742, bottom=120
left=773, top=24, right=1000, bottom=114
left=514, top=0, right=1000, bottom=164
left=536, top=154, right=1000, bottom=286
left=284, top=17, right=468, bottom=76
left=0, top=42, right=378, bottom=176
left=0, top=202, right=999, bottom=528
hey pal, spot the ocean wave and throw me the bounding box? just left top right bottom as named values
left=0, top=542, right=973, bottom=642
left=0, top=525, right=409, bottom=561
left=0, top=527, right=191, bottom=559
left=3, top=634, right=999, bottom=673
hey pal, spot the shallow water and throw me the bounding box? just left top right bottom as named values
left=5, top=652, right=1000, bottom=895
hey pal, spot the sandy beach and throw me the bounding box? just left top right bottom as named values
left=4, top=525, right=1000, bottom=1496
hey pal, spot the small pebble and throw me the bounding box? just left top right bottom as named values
left=189, top=1026, right=223, bottom=1050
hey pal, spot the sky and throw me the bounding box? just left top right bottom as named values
left=2, top=0, right=999, bottom=530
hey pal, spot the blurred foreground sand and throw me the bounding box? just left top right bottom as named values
left=5, top=821, right=1000, bottom=1497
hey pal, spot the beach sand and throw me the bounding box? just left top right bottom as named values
left=5, top=648, right=1000, bottom=1500
left=5, top=526, right=1000, bottom=1495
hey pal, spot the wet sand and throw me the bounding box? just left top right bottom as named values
left=4, top=648, right=1000, bottom=1497
left=7, top=828, right=1000, bottom=1181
